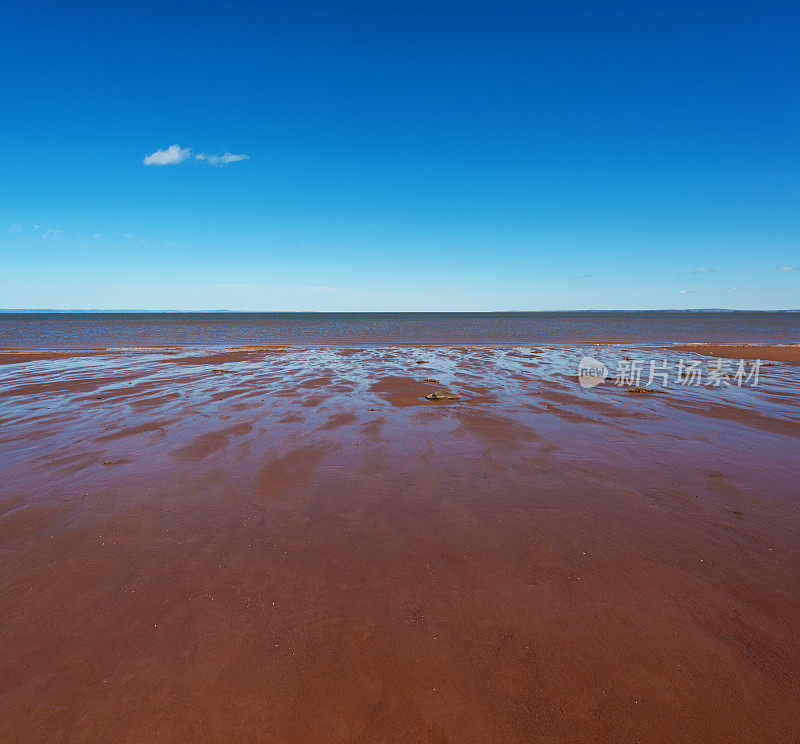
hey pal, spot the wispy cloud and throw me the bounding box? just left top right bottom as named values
left=8, top=223, right=145, bottom=247
left=208, top=283, right=339, bottom=292
left=692, top=267, right=715, bottom=274
left=195, top=152, right=249, bottom=166
left=779, top=266, right=795, bottom=271
left=673, top=289, right=692, bottom=294
left=143, top=144, right=192, bottom=166
left=730, top=286, right=744, bottom=291
left=143, top=145, right=249, bottom=167
left=8, top=223, right=63, bottom=243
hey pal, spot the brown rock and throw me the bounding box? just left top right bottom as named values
left=425, top=389, right=460, bottom=401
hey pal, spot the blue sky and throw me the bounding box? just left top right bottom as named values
left=1, top=1, right=798, bottom=311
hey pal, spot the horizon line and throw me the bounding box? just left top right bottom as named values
left=2, top=308, right=800, bottom=314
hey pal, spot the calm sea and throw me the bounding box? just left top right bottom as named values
left=1, top=312, right=798, bottom=348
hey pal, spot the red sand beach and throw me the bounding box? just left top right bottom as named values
left=0, top=345, right=799, bottom=743
left=666, top=344, right=800, bottom=364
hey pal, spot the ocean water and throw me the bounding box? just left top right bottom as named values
left=1, top=311, right=799, bottom=348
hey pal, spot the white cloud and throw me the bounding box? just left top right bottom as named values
left=730, top=286, right=743, bottom=291
left=142, top=144, right=193, bottom=166
left=779, top=266, right=795, bottom=271
left=195, top=152, right=249, bottom=166
left=692, top=267, right=715, bottom=274
left=674, top=289, right=691, bottom=294
left=142, top=145, right=249, bottom=166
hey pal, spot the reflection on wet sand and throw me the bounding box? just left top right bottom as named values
left=0, top=345, right=798, bottom=743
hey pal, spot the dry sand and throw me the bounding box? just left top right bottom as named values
left=0, top=345, right=798, bottom=743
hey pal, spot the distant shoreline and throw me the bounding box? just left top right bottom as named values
left=2, top=309, right=800, bottom=314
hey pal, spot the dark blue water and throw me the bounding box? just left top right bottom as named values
left=1, top=312, right=798, bottom=348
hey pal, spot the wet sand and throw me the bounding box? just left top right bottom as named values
left=666, top=344, right=800, bottom=364
left=1, top=345, right=799, bottom=743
